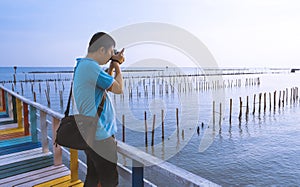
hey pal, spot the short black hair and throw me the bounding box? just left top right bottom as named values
left=88, top=32, right=116, bottom=53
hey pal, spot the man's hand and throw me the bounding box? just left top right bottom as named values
left=111, top=48, right=125, bottom=64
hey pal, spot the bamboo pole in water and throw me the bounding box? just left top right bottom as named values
left=264, top=93, right=267, bottom=112
left=290, top=88, right=293, bottom=105
left=282, top=90, right=285, bottom=107
left=151, top=114, right=156, bottom=146
left=122, top=114, right=125, bottom=142
left=213, top=101, right=215, bottom=125
left=286, top=88, right=288, bottom=104
left=33, top=92, right=36, bottom=102
left=144, top=111, right=148, bottom=147
left=229, top=99, right=232, bottom=124
left=274, top=91, right=276, bottom=111
left=162, top=109, right=164, bottom=140
left=176, top=108, right=179, bottom=130
left=239, top=97, right=242, bottom=121
left=258, top=93, right=262, bottom=114
left=269, top=92, right=272, bottom=111
left=246, top=96, right=249, bottom=116
left=252, top=94, right=256, bottom=115
left=219, top=102, right=222, bottom=127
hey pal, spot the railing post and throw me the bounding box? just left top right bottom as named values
left=0, top=89, right=5, bottom=113
left=40, top=111, right=49, bottom=153
left=7, top=93, right=13, bottom=119
left=23, top=102, right=29, bottom=135
left=30, top=105, right=38, bottom=142
left=132, top=160, right=144, bottom=187
left=70, top=149, right=79, bottom=182
left=16, top=98, right=22, bottom=128
left=52, top=117, right=62, bottom=166
left=12, top=95, right=17, bottom=123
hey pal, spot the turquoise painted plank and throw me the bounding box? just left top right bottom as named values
left=0, top=154, right=53, bottom=171
left=0, top=142, right=41, bottom=156
left=0, top=155, right=53, bottom=179
left=0, top=136, right=32, bottom=148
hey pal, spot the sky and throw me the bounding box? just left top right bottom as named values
left=0, top=0, right=300, bottom=68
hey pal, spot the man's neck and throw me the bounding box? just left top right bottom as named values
left=86, top=53, right=100, bottom=64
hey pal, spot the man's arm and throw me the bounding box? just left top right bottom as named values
left=108, top=61, right=123, bottom=94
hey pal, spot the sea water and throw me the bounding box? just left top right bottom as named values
left=1, top=66, right=299, bottom=186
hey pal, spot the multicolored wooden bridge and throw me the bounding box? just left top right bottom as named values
left=0, top=85, right=219, bottom=187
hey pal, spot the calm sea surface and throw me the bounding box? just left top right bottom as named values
left=1, top=66, right=299, bottom=186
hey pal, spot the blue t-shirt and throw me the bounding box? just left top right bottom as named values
left=73, top=58, right=117, bottom=140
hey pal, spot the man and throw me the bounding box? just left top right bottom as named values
left=73, top=32, right=124, bottom=187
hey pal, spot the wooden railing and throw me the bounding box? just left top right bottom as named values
left=0, top=85, right=220, bottom=187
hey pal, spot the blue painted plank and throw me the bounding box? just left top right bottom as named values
left=0, top=142, right=41, bottom=156
left=0, top=155, right=53, bottom=179
left=0, top=136, right=32, bottom=148
left=0, top=113, right=9, bottom=118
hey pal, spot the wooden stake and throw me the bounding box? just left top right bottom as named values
left=258, top=93, right=262, bottom=113
left=213, top=101, right=215, bottom=124
left=122, top=114, right=125, bottom=142
left=144, top=111, right=148, bottom=147
left=162, top=109, right=164, bottom=140
left=176, top=108, right=179, bottom=130
left=269, top=92, right=272, bottom=111
left=264, top=93, right=267, bottom=112
left=252, top=94, right=256, bottom=115
left=246, top=96, right=249, bottom=116
left=229, top=99, right=232, bottom=124
left=239, top=97, right=242, bottom=120
left=274, top=91, right=276, bottom=111
left=151, top=114, right=156, bottom=146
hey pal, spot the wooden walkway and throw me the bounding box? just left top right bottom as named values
left=0, top=117, right=83, bottom=186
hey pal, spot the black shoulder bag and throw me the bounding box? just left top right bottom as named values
left=55, top=83, right=106, bottom=150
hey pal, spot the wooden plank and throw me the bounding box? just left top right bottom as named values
left=0, top=142, right=41, bottom=156
left=0, top=153, right=52, bottom=173
left=0, top=147, right=42, bottom=160
left=0, top=131, right=25, bottom=140
left=0, top=117, right=13, bottom=123
left=15, top=170, right=71, bottom=187
left=0, top=148, right=51, bottom=166
left=0, top=165, right=65, bottom=184
left=0, top=113, right=9, bottom=119
left=34, top=175, right=71, bottom=187
left=0, top=123, right=18, bottom=130
left=0, top=165, right=69, bottom=187
left=71, top=182, right=84, bottom=187
left=0, top=155, right=54, bottom=179
left=54, top=179, right=82, bottom=187
left=0, top=126, right=24, bottom=134
left=0, top=136, right=31, bottom=147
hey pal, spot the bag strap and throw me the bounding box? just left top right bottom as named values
left=64, top=82, right=73, bottom=117
left=64, top=69, right=107, bottom=118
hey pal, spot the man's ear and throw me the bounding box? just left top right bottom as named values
left=98, top=47, right=106, bottom=55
